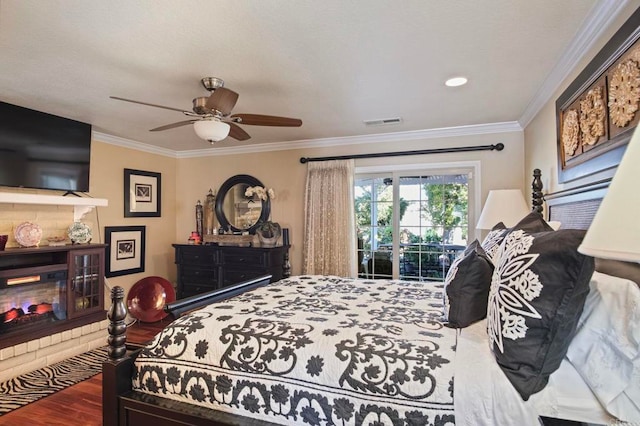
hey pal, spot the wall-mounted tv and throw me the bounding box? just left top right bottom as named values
left=0, top=101, right=91, bottom=193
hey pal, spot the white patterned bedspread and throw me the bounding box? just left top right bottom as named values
left=133, top=275, right=456, bottom=425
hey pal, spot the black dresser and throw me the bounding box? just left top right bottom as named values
left=173, top=244, right=290, bottom=299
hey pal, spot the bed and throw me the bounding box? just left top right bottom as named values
left=103, top=169, right=640, bottom=426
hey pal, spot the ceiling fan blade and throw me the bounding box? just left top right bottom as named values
left=150, top=120, right=196, bottom=132
left=231, top=113, right=302, bottom=127
left=110, top=96, right=188, bottom=113
left=228, top=122, right=251, bottom=141
left=205, top=88, right=239, bottom=115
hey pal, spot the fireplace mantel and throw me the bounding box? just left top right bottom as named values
left=0, top=192, right=108, bottom=221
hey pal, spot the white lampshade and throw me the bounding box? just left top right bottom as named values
left=193, top=119, right=230, bottom=142
left=476, top=189, right=530, bottom=229
left=578, top=127, right=640, bottom=262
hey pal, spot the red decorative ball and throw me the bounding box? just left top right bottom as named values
left=126, top=276, right=176, bottom=323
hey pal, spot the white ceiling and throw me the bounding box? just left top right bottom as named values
left=0, top=1, right=633, bottom=154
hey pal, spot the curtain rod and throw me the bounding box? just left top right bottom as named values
left=299, top=143, right=504, bottom=164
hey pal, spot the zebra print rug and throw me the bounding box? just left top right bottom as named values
left=0, top=346, right=107, bottom=415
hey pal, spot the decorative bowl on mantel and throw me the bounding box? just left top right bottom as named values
left=14, top=221, right=43, bottom=247
left=47, top=236, right=68, bottom=247
left=67, top=222, right=92, bottom=244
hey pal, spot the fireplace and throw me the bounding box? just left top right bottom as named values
left=0, top=244, right=106, bottom=350
left=0, top=271, right=68, bottom=336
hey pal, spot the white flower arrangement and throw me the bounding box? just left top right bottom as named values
left=245, top=186, right=275, bottom=201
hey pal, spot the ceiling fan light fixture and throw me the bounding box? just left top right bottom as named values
left=193, top=119, right=230, bottom=143
left=111, top=77, right=302, bottom=143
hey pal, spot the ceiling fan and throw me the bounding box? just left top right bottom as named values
left=110, top=77, right=302, bottom=143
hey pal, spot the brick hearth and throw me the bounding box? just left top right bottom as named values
left=0, top=319, right=107, bottom=382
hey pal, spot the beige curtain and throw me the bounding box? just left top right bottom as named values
left=302, top=159, right=356, bottom=277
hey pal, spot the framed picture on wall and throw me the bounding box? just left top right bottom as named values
left=105, top=225, right=146, bottom=277
left=124, top=168, right=161, bottom=217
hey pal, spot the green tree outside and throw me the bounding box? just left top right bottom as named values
left=421, top=182, right=468, bottom=243
left=355, top=177, right=468, bottom=280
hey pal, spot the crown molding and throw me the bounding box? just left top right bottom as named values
left=175, top=121, right=523, bottom=158
left=93, top=131, right=178, bottom=158
left=518, top=0, right=631, bottom=127
left=95, top=122, right=522, bottom=158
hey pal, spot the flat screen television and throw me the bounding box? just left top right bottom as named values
left=0, top=101, right=91, bottom=193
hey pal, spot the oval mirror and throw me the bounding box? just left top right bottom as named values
left=215, top=174, right=270, bottom=234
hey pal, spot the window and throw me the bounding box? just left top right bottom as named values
left=355, top=166, right=475, bottom=281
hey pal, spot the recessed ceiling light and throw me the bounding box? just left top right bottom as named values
left=445, top=77, right=468, bottom=87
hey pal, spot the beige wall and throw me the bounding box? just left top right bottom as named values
left=0, top=117, right=523, bottom=297
left=524, top=4, right=640, bottom=193
left=87, top=2, right=637, bottom=293
left=0, top=138, right=176, bottom=380
left=177, top=130, right=524, bottom=275
left=0, top=139, right=177, bottom=297
left=176, top=147, right=308, bottom=275
left=90, top=139, right=177, bottom=294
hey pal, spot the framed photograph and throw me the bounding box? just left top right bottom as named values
left=555, top=8, right=640, bottom=183
left=105, top=225, right=146, bottom=277
left=124, top=168, right=161, bottom=217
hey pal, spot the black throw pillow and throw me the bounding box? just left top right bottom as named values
left=512, top=211, right=554, bottom=233
left=487, top=228, right=595, bottom=400
left=481, top=212, right=554, bottom=264
left=443, top=240, right=494, bottom=328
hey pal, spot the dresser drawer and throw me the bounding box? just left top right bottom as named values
left=180, top=266, right=217, bottom=285
left=178, top=247, right=218, bottom=265
left=220, top=251, right=267, bottom=267
left=173, top=243, right=288, bottom=299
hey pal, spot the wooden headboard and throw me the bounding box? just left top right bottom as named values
left=530, top=169, right=640, bottom=284
left=530, top=169, right=610, bottom=231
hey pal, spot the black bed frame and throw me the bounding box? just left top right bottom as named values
left=103, top=275, right=274, bottom=426
left=103, top=169, right=607, bottom=426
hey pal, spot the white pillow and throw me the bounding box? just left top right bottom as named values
left=566, top=271, right=640, bottom=423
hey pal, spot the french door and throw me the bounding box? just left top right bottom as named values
left=355, top=169, right=472, bottom=281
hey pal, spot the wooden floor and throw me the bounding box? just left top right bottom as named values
left=1, top=374, right=104, bottom=425
left=0, top=319, right=168, bottom=425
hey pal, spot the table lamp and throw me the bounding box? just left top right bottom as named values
left=578, top=127, right=640, bottom=262
left=476, top=189, right=530, bottom=229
